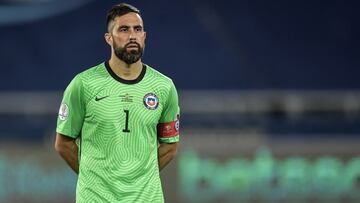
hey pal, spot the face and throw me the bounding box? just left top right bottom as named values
left=106, top=12, right=146, bottom=65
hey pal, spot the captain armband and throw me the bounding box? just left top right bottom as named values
left=157, top=116, right=180, bottom=138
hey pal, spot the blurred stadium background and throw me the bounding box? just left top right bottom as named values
left=1, top=0, right=359, bottom=202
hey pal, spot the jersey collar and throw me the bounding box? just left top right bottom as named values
left=104, top=61, right=147, bottom=84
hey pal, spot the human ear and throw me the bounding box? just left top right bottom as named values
left=104, top=33, right=112, bottom=46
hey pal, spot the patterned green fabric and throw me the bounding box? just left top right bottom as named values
left=56, top=62, right=180, bottom=203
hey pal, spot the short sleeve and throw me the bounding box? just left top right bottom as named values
left=56, top=75, right=85, bottom=138
left=157, top=82, right=180, bottom=143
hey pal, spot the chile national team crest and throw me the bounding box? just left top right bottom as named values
left=143, top=93, right=159, bottom=110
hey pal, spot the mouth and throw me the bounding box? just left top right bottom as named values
left=126, top=43, right=139, bottom=49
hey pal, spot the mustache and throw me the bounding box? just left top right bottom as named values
left=125, top=42, right=140, bottom=48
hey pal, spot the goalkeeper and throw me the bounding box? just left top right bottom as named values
left=55, top=3, right=180, bottom=203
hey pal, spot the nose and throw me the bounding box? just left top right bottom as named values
left=129, top=36, right=136, bottom=42
left=129, top=29, right=137, bottom=41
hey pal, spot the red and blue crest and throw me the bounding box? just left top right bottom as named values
left=143, top=93, right=159, bottom=110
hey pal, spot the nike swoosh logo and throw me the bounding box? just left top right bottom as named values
left=95, top=96, right=109, bottom=101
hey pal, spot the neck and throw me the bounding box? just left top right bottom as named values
left=108, top=56, right=143, bottom=80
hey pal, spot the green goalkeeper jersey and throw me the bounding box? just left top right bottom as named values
left=56, top=62, right=180, bottom=203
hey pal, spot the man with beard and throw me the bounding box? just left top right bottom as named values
left=54, top=3, right=180, bottom=203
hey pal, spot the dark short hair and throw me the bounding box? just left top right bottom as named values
left=106, top=3, right=141, bottom=31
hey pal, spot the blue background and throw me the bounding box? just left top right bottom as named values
left=0, top=0, right=359, bottom=91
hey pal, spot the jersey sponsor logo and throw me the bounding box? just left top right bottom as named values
left=58, top=103, right=69, bottom=120
left=95, top=95, right=109, bottom=101
left=143, top=93, right=159, bottom=110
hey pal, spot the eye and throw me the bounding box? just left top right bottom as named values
left=135, top=27, right=143, bottom=32
left=119, top=27, right=128, bottom=32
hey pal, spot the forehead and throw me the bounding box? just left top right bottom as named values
left=113, top=12, right=144, bottom=27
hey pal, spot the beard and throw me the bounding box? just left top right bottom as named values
left=113, top=41, right=144, bottom=65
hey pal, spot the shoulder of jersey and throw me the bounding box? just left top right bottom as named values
left=145, top=64, right=173, bottom=83
left=77, top=63, right=107, bottom=81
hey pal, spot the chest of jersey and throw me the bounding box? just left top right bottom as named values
left=85, top=85, right=164, bottom=135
